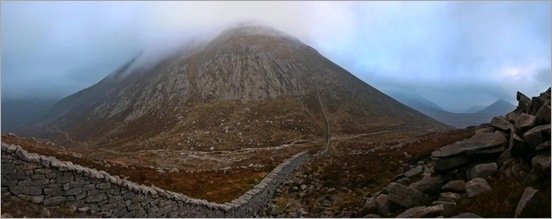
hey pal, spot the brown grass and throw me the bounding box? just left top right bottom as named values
left=1, top=134, right=273, bottom=203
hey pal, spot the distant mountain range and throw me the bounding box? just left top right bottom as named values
left=390, top=93, right=516, bottom=128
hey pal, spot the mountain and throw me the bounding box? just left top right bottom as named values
left=394, top=96, right=516, bottom=128
left=1, top=98, right=58, bottom=131
left=13, top=25, right=448, bottom=151
left=388, top=93, right=443, bottom=112
left=463, top=105, right=486, bottom=113
left=475, top=99, right=515, bottom=116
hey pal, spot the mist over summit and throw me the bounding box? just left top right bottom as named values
left=13, top=24, right=448, bottom=150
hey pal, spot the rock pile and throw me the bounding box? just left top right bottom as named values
left=362, top=88, right=551, bottom=218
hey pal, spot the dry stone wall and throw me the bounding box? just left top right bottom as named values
left=1, top=143, right=310, bottom=217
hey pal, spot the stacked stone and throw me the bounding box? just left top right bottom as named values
left=1, top=143, right=310, bottom=218
left=362, top=88, right=550, bottom=218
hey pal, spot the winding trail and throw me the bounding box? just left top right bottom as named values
left=315, top=88, right=332, bottom=155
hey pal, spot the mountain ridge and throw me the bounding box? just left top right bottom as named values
left=13, top=24, right=449, bottom=150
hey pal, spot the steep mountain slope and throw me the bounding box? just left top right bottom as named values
left=14, top=25, right=448, bottom=151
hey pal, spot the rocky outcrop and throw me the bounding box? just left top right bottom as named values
left=360, top=88, right=551, bottom=218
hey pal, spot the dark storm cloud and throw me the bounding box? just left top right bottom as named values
left=1, top=1, right=550, bottom=112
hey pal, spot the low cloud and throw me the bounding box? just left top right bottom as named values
left=2, top=1, right=550, bottom=112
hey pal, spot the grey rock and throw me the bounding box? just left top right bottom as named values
left=515, top=187, right=538, bottom=218
left=469, top=163, right=498, bottom=179
left=431, top=133, right=508, bottom=173
left=30, top=195, right=45, bottom=204
left=78, top=207, right=90, bottom=212
left=475, top=127, right=494, bottom=134
left=41, top=207, right=51, bottom=217
left=397, top=205, right=445, bottom=218
left=452, top=212, right=482, bottom=218
left=511, top=163, right=528, bottom=180
left=409, top=175, right=443, bottom=194
left=517, top=91, right=532, bottom=113
left=86, top=193, right=108, bottom=203
left=441, top=180, right=466, bottom=193
left=44, top=196, right=66, bottom=206
left=491, top=116, right=514, bottom=131
left=523, top=124, right=551, bottom=148
left=65, top=187, right=82, bottom=196
left=531, top=96, right=545, bottom=116
left=496, top=149, right=512, bottom=168
left=531, top=154, right=550, bottom=175
left=387, top=182, right=429, bottom=208
left=375, top=194, right=391, bottom=215
left=404, top=166, right=423, bottom=178
left=432, top=132, right=507, bottom=158
left=364, top=197, right=377, bottom=213
left=438, top=192, right=463, bottom=202
left=364, top=213, right=381, bottom=218
left=536, top=140, right=551, bottom=151
left=535, top=102, right=551, bottom=124
left=465, top=178, right=492, bottom=198
left=509, top=132, right=527, bottom=155
left=26, top=153, right=40, bottom=163
left=68, top=205, right=78, bottom=213
left=434, top=156, right=470, bottom=174
left=515, top=113, right=536, bottom=132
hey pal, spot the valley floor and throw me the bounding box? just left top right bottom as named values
left=2, top=125, right=548, bottom=218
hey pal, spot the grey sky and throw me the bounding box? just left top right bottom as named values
left=2, top=1, right=550, bottom=112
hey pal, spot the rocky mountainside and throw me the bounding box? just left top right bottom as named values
left=14, top=24, right=448, bottom=151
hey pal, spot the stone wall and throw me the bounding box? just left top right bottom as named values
left=1, top=143, right=310, bottom=217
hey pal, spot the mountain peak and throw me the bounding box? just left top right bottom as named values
left=14, top=24, right=448, bottom=149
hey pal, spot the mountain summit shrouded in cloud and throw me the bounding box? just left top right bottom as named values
left=1, top=1, right=550, bottom=112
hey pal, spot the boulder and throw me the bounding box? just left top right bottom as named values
left=475, top=127, right=494, bottom=134
left=452, top=212, right=482, bottom=218
left=438, top=192, right=463, bottom=202
left=364, top=197, right=377, bottom=213
left=506, top=112, right=521, bottom=124
left=409, top=175, right=443, bottom=195
left=496, top=149, right=512, bottom=168
left=375, top=194, right=391, bottom=216
left=515, top=114, right=536, bottom=132
left=535, top=102, right=551, bottom=125
left=530, top=96, right=544, bottom=116
left=522, top=124, right=551, bottom=148
left=432, top=132, right=507, bottom=158
left=531, top=154, right=551, bottom=175
left=511, top=163, right=528, bottom=180
left=387, top=182, right=430, bottom=208
left=536, top=140, right=550, bottom=151
left=491, top=116, right=514, bottom=131
left=441, top=180, right=466, bottom=193
left=516, top=91, right=532, bottom=113
left=403, top=166, right=423, bottom=178
left=396, top=205, right=444, bottom=218
left=465, top=178, right=492, bottom=198
left=469, top=163, right=498, bottom=179
left=515, top=187, right=539, bottom=218
left=434, top=156, right=470, bottom=174
left=509, top=132, right=526, bottom=155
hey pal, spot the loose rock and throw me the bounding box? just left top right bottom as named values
left=465, top=178, right=492, bottom=198
left=515, top=187, right=539, bottom=218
